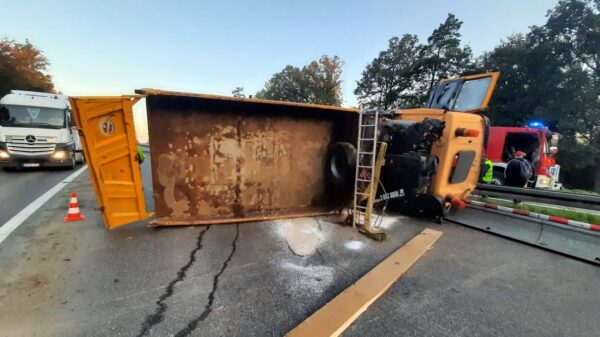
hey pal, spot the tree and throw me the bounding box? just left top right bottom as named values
left=480, top=31, right=568, bottom=127
left=232, top=87, right=246, bottom=98
left=544, top=0, right=600, bottom=80
left=354, top=35, right=421, bottom=109
left=480, top=0, right=600, bottom=190
left=479, top=35, right=532, bottom=126
left=354, top=14, right=474, bottom=109
left=0, top=38, right=54, bottom=96
left=543, top=0, right=600, bottom=189
left=416, top=14, right=474, bottom=99
left=255, top=55, right=343, bottom=106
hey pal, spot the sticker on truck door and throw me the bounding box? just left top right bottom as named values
left=98, top=117, right=115, bottom=136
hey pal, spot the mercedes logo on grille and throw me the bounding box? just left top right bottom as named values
left=25, top=135, right=37, bottom=144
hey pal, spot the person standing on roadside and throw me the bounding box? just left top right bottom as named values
left=504, top=151, right=532, bottom=187
left=482, top=158, right=493, bottom=184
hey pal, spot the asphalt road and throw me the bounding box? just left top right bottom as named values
left=0, top=166, right=83, bottom=225
left=0, top=153, right=599, bottom=336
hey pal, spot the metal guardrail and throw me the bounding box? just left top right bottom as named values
left=445, top=204, right=600, bottom=264
left=474, top=184, right=600, bottom=211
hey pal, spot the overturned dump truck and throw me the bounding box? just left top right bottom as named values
left=69, top=72, right=498, bottom=230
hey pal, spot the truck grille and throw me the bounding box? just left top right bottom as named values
left=6, top=136, right=56, bottom=155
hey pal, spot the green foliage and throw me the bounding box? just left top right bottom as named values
left=545, top=0, right=600, bottom=80
left=255, top=55, right=343, bottom=106
left=480, top=0, right=600, bottom=189
left=353, top=35, right=421, bottom=109
left=232, top=87, right=245, bottom=98
left=562, top=188, right=600, bottom=196
left=417, top=14, right=474, bottom=97
left=0, top=38, right=54, bottom=96
left=355, top=14, right=473, bottom=109
left=480, top=32, right=568, bottom=127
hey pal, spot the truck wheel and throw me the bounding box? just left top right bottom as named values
left=68, top=151, right=77, bottom=170
left=491, top=171, right=505, bottom=185
left=325, top=142, right=357, bottom=188
left=76, top=152, right=85, bottom=164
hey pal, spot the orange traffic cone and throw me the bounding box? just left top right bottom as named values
left=64, top=192, right=85, bottom=222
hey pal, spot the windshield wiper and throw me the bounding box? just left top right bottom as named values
left=0, top=121, right=28, bottom=127
left=30, top=122, right=63, bottom=128
left=0, top=121, right=62, bottom=128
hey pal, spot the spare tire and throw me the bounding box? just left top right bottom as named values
left=325, top=142, right=357, bottom=189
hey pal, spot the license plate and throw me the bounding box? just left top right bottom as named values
left=23, top=163, right=40, bottom=167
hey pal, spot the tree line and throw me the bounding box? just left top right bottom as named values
left=0, top=38, right=54, bottom=97
left=1, top=0, right=598, bottom=189
left=247, top=0, right=600, bottom=191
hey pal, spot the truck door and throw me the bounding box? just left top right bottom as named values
left=70, top=96, right=148, bottom=229
left=426, top=72, right=499, bottom=113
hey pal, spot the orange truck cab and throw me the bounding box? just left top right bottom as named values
left=372, top=72, right=500, bottom=219
left=486, top=125, right=561, bottom=189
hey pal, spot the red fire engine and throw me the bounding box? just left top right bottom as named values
left=486, top=123, right=561, bottom=189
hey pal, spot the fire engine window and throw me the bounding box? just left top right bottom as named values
left=502, top=133, right=540, bottom=163
left=452, top=77, right=492, bottom=111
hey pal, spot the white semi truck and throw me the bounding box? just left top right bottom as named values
left=0, top=90, right=84, bottom=170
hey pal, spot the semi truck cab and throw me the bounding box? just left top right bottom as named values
left=0, top=90, right=84, bottom=170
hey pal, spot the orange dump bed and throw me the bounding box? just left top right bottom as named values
left=138, top=90, right=358, bottom=226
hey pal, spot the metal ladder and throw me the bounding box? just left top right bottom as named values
left=352, top=110, right=380, bottom=230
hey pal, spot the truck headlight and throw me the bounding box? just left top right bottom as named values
left=0, top=150, right=9, bottom=159
left=52, top=150, right=66, bottom=159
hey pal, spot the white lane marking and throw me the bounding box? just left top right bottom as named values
left=0, top=165, right=88, bottom=245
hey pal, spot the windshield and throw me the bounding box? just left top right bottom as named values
left=0, top=104, right=66, bottom=129
left=452, top=77, right=492, bottom=112
left=426, top=76, right=493, bottom=112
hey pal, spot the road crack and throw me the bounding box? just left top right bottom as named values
left=173, top=223, right=240, bottom=337
left=135, top=226, right=211, bottom=337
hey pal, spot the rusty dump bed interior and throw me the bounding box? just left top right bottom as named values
left=137, top=89, right=358, bottom=226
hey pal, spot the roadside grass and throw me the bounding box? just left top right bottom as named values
left=562, top=188, right=600, bottom=196
left=481, top=197, right=600, bottom=224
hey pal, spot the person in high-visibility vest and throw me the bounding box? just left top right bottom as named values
left=137, top=146, right=145, bottom=164
left=482, top=159, right=493, bottom=183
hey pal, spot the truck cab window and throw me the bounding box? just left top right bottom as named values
left=427, top=81, right=461, bottom=110
left=0, top=104, right=66, bottom=128
left=502, top=132, right=539, bottom=163
left=426, top=75, right=494, bottom=112
left=452, top=77, right=492, bottom=112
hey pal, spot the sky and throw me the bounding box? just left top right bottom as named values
left=2, top=0, right=559, bottom=141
